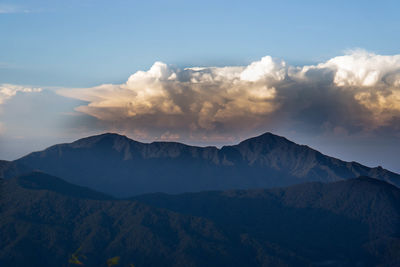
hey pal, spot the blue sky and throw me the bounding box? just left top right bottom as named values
left=1, top=0, right=400, bottom=86
left=1, top=0, right=400, bottom=173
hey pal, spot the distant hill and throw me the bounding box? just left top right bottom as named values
left=9, top=171, right=113, bottom=200
left=1, top=172, right=399, bottom=266
left=134, top=176, right=400, bottom=266
left=0, top=172, right=305, bottom=266
left=8, top=132, right=400, bottom=197
left=135, top=176, right=400, bottom=240
left=0, top=160, right=31, bottom=180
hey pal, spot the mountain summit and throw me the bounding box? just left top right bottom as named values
left=5, top=132, right=400, bottom=197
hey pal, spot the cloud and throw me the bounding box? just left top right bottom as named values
left=0, top=84, right=42, bottom=105
left=288, top=50, right=400, bottom=131
left=58, top=50, right=400, bottom=142
left=0, top=84, right=42, bottom=136
left=240, top=56, right=286, bottom=82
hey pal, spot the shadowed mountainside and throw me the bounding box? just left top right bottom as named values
left=1, top=172, right=399, bottom=266
left=6, top=132, right=400, bottom=197
left=0, top=160, right=31, bottom=180
left=134, top=176, right=400, bottom=266
left=0, top=172, right=306, bottom=266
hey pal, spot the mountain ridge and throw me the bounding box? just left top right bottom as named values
left=12, top=171, right=113, bottom=200
left=3, top=131, right=400, bottom=196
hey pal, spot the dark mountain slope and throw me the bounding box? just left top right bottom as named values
left=134, top=177, right=400, bottom=266
left=0, top=160, right=31, bottom=179
left=0, top=172, right=305, bottom=267
left=1, top=173, right=399, bottom=266
left=11, top=171, right=113, bottom=200
left=12, top=132, right=400, bottom=196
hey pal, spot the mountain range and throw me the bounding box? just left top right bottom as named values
left=1, top=132, right=400, bottom=266
left=1, top=132, right=399, bottom=197
left=1, top=171, right=399, bottom=266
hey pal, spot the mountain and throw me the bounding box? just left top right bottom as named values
left=1, top=172, right=399, bottom=266
left=6, top=171, right=113, bottom=200
left=134, top=177, right=400, bottom=266
left=135, top=177, right=400, bottom=237
left=0, top=172, right=307, bottom=266
left=10, top=132, right=400, bottom=197
left=0, top=160, right=31, bottom=180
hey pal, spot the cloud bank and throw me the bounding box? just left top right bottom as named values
left=0, top=84, right=42, bottom=105
left=58, top=50, right=400, bottom=142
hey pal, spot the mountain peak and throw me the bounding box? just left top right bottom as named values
left=238, top=132, right=294, bottom=146
left=79, top=132, right=129, bottom=141
left=70, top=132, right=134, bottom=148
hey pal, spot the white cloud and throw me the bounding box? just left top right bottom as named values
left=58, top=50, right=400, bottom=141
left=240, top=56, right=286, bottom=82
left=288, top=50, right=400, bottom=129
left=0, top=84, right=42, bottom=105
left=289, top=50, right=400, bottom=86
left=322, top=50, right=400, bottom=87
left=0, top=84, right=42, bottom=136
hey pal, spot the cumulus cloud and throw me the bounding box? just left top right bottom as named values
left=289, top=50, right=400, bottom=131
left=58, top=50, right=400, bottom=142
left=0, top=84, right=42, bottom=105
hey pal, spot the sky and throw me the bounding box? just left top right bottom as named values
left=1, top=0, right=400, bottom=173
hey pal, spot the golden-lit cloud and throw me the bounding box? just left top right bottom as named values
left=58, top=50, right=400, bottom=142
left=289, top=50, right=400, bottom=131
